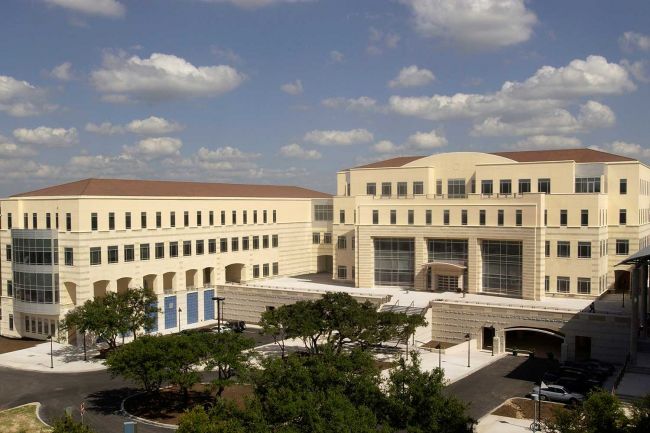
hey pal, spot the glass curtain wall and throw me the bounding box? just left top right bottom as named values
left=374, top=238, right=415, bottom=287
left=481, top=240, right=522, bottom=297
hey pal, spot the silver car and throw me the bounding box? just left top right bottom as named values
left=530, top=385, right=584, bottom=404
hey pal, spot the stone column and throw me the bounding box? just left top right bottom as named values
left=631, top=265, right=640, bottom=365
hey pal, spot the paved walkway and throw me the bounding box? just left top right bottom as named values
left=0, top=341, right=106, bottom=373
left=476, top=414, right=535, bottom=433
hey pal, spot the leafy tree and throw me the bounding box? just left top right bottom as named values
left=105, top=334, right=170, bottom=393
left=544, top=390, right=628, bottom=433
left=121, top=287, right=158, bottom=339
left=51, top=414, right=96, bottom=433
left=200, top=332, right=256, bottom=397
left=165, top=332, right=206, bottom=402
left=629, top=394, right=650, bottom=433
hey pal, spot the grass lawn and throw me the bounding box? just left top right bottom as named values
left=0, top=404, right=51, bottom=433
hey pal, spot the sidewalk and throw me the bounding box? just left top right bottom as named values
left=476, top=414, right=534, bottom=433
left=0, top=341, right=106, bottom=373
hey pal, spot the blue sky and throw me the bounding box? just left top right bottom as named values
left=0, top=0, right=649, bottom=196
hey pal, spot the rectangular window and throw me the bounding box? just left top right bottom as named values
left=24, top=213, right=28, bottom=228
left=619, top=209, right=627, bottom=225
left=366, top=182, right=376, bottom=195
left=155, top=242, right=164, bottom=259
left=125, top=212, right=131, bottom=230
left=313, top=233, right=321, bottom=244
left=46, top=213, right=51, bottom=229
left=220, top=238, right=228, bottom=252
left=577, top=278, right=591, bottom=294
left=8, top=314, right=13, bottom=331
left=426, top=210, right=432, bottom=225
left=242, top=237, right=250, bottom=250
left=340, top=210, right=345, bottom=224
left=516, top=209, right=522, bottom=226
left=66, top=213, right=71, bottom=231
left=581, top=209, right=589, bottom=227
left=170, top=241, right=179, bottom=258
left=337, top=236, right=347, bottom=249
left=263, top=263, right=270, bottom=277
left=413, top=181, right=424, bottom=195
left=140, top=243, right=150, bottom=261
left=253, top=265, right=260, bottom=278
left=461, top=210, right=468, bottom=226
left=184, top=211, right=189, bottom=227
left=141, top=212, right=147, bottom=229
left=481, top=180, right=493, bottom=195
left=243, top=210, right=248, bottom=224
left=108, top=212, right=115, bottom=230
left=6, top=212, right=12, bottom=229
left=196, top=240, right=204, bottom=255
left=209, top=211, right=214, bottom=226
left=64, top=247, right=73, bottom=266
left=373, top=210, right=379, bottom=225
left=156, top=212, right=162, bottom=228
left=197, top=211, right=202, bottom=226
left=253, top=210, right=258, bottom=224
left=560, top=210, right=568, bottom=226
left=575, top=177, right=601, bottom=193
left=352, top=236, right=355, bottom=250
left=91, top=213, right=98, bottom=231
left=273, top=210, right=277, bottom=223
left=323, top=233, right=332, bottom=244
left=479, top=210, right=486, bottom=226
left=538, top=178, right=551, bottom=194
left=5, top=245, right=11, bottom=261
left=273, top=262, right=279, bottom=275
left=337, top=266, right=347, bottom=279
left=448, top=178, right=466, bottom=198
left=620, top=179, right=627, bottom=195
left=313, top=205, right=332, bottom=221
left=253, top=236, right=260, bottom=249
left=544, top=209, right=548, bottom=226
left=545, top=276, right=550, bottom=292
left=208, top=239, right=217, bottom=254
left=221, top=211, right=226, bottom=225
left=108, top=245, right=118, bottom=263
left=518, top=179, right=531, bottom=193
left=90, top=247, right=101, bottom=265
left=170, top=211, right=176, bottom=227
left=7, top=280, right=13, bottom=296
left=436, top=179, right=442, bottom=195
left=231, top=238, right=239, bottom=252
left=263, top=235, right=269, bottom=248
left=183, top=240, right=192, bottom=256
left=124, top=244, right=135, bottom=262
left=497, top=209, right=504, bottom=226
left=480, top=240, right=522, bottom=296
left=578, top=242, right=591, bottom=258
left=397, top=182, right=408, bottom=197
left=557, top=277, right=570, bottom=293
left=390, top=210, right=397, bottom=225
left=272, top=234, right=278, bottom=248
left=545, top=241, right=550, bottom=257
left=382, top=182, right=392, bottom=196
left=616, top=239, right=629, bottom=255
left=32, top=213, right=38, bottom=229
left=408, top=210, right=415, bottom=225
left=444, top=210, right=450, bottom=225
left=232, top=210, right=237, bottom=225
left=263, top=210, right=268, bottom=223
left=500, top=179, right=512, bottom=195
left=557, top=241, right=570, bottom=257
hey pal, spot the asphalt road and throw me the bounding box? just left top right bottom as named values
left=445, top=355, right=554, bottom=420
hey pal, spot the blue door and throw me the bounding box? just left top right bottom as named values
left=147, top=301, right=158, bottom=333
left=187, top=292, right=198, bottom=324
left=204, top=289, right=214, bottom=320
left=164, top=296, right=177, bottom=330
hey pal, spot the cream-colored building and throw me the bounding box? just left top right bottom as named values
left=0, top=178, right=333, bottom=340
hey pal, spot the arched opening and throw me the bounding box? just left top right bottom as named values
left=614, top=270, right=630, bottom=294
left=163, top=272, right=176, bottom=293
left=93, top=280, right=110, bottom=298
left=202, top=267, right=214, bottom=286
left=185, top=269, right=198, bottom=290
left=117, top=277, right=132, bottom=295
left=505, top=327, right=564, bottom=359
left=225, top=263, right=245, bottom=283
left=64, top=282, right=77, bottom=305
left=143, top=274, right=158, bottom=293
left=317, top=255, right=333, bottom=273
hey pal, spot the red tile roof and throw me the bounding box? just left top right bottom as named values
left=351, top=156, right=425, bottom=169
left=491, top=148, right=636, bottom=163
left=11, top=178, right=331, bottom=199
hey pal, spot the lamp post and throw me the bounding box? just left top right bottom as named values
left=83, top=331, right=87, bottom=362
left=435, top=343, right=442, bottom=370
left=47, top=334, right=53, bottom=369
left=465, top=333, right=471, bottom=368
left=178, top=307, right=182, bottom=332
left=212, top=296, right=225, bottom=331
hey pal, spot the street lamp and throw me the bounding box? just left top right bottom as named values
left=178, top=307, right=182, bottom=332
left=47, top=334, right=53, bottom=369
left=435, top=343, right=442, bottom=370
left=465, top=333, right=471, bottom=368
left=212, top=296, right=225, bottom=331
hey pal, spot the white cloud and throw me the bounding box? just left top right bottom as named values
left=199, top=0, right=315, bottom=9
left=280, top=79, right=303, bottom=95
left=367, top=27, right=400, bottom=55
left=304, top=128, right=374, bottom=146
left=407, top=129, right=447, bottom=149
left=389, top=65, right=435, bottom=88
left=85, top=121, right=124, bottom=135
left=279, top=143, right=322, bottom=160
left=91, top=52, right=245, bottom=102
left=44, top=0, right=125, bottom=18
left=400, top=0, right=536, bottom=49
left=591, top=141, right=650, bottom=160
left=330, top=50, right=344, bottom=63
left=0, top=159, right=61, bottom=181
left=372, top=140, right=399, bottom=154
left=321, top=96, right=380, bottom=112
left=0, top=135, right=37, bottom=158
left=126, top=116, right=184, bottom=135
left=0, top=75, right=55, bottom=117
left=196, top=146, right=261, bottom=161
left=50, top=62, right=74, bottom=81
left=511, top=135, right=582, bottom=150
left=620, top=31, right=650, bottom=52
left=13, top=127, right=78, bottom=147
left=123, top=137, right=183, bottom=158
left=621, top=59, right=650, bottom=83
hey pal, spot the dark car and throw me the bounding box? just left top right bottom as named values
left=227, top=320, right=246, bottom=333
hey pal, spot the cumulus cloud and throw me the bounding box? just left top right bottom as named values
left=199, top=0, right=315, bottom=9
left=123, top=137, right=183, bottom=158
left=13, top=127, right=78, bottom=147
left=50, top=62, right=74, bottom=81
left=389, top=65, right=435, bottom=88
left=321, top=96, right=380, bottom=112
left=621, top=59, right=650, bottom=83
left=91, top=52, right=245, bottom=102
left=279, top=143, right=321, bottom=160
left=0, top=75, right=55, bottom=117
left=372, top=140, right=399, bottom=154
left=126, top=116, right=184, bottom=135
left=511, top=135, right=582, bottom=150
left=0, top=134, right=38, bottom=158
left=304, top=128, right=374, bottom=146
left=400, top=0, right=537, bottom=49
left=620, top=31, right=650, bottom=52
left=44, top=0, right=126, bottom=18
left=407, top=129, right=447, bottom=149
left=280, top=79, right=303, bottom=95
left=196, top=146, right=261, bottom=161
left=85, top=121, right=124, bottom=135
left=330, top=50, right=344, bottom=63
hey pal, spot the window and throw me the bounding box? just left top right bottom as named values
left=448, top=179, right=465, bottom=198
left=444, top=210, right=450, bottom=225
left=352, top=236, right=355, bottom=250
left=196, top=240, right=204, bottom=255
left=243, top=210, right=247, bottom=224
left=209, top=211, right=214, bottom=226
left=263, top=235, right=269, bottom=248
left=390, top=210, right=397, bottom=225
left=436, top=179, right=442, bottom=195
left=413, top=181, right=424, bottom=195
left=155, top=242, right=165, bottom=259
left=313, top=233, right=321, bottom=244
left=231, top=238, right=239, bottom=252
left=560, top=209, right=568, bottom=226
left=232, top=210, right=237, bottom=225
left=183, top=240, right=192, bottom=256
left=314, top=205, right=333, bottom=221
left=616, top=239, right=629, bottom=255
left=108, top=245, right=118, bottom=263
left=620, top=179, right=627, bottom=195
left=557, top=241, right=570, bottom=257
left=545, top=241, right=550, bottom=257
left=538, top=178, right=551, bottom=194
left=544, top=209, right=548, bottom=226
left=461, top=210, right=468, bottom=226
left=578, top=278, right=591, bottom=294
left=557, top=277, right=570, bottom=293
left=64, top=247, right=73, bottom=266
left=263, top=263, right=269, bottom=277
left=323, top=233, right=332, bottom=244
left=208, top=239, right=216, bottom=254
left=91, top=213, right=98, bottom=231
left=221, top=211, right=226, bottom=225
left=108, top=212, right=115, bottom=230
left=56, top=213, right=59, bottom=229
left=397, top=182, right=408, bottom=197
left=581, top=209, right=589, bottom=227
left=197, top=211, right=202, bottom=226
left=66, top=213, right=72, bottom=231
left=5, top=245, right=11, bottom=261
left=381, top=182, right=392, bottom=196
left=516, top=209, right=522, bottom=226
left=408, top=210, right=414, bottom=225
left=337, top=236, right=347, bottom=249
left=23, top=213, right=28, bottom=228
left=500, top=179, right=512, bottom=195
left=273, top=262, right=279, bottom=275
left=366, top=183, right=376, bottom=195
left=242, top=237, right=250, bottom=250
left=337, top=266, right=347, bottom=279
left=253, top=265, right=260, bottom=278
left=480, top=240, right=522, bottom=296
left=497, top=209, right=504, bottom=226
left=273, top=210, right=277, bottom=223
left=373, top=210, right=379, bottom=225
left=518, top=179, right=531, bottom=193
left=575, top=177, right=601, bottom=193
left=545, top=276, right=550, bottom=292
left=426, top=210, right=432, bottom=225
left=124, top=244, right=135, bottom=262
left=619, top=209, right=627, bottom=225
left=8, top=314, right=13, bottom=331
left=578, top=242, right=591, bottom=258
left=253, top=210, right=258, bottom=224
left=141, top=212, right=147, bottom=229
left=184, top=211, right=189, bottom=227
left=253, top=236, right=260, bottom=249
left=7, top=213, right=11, bottom=229
left=220, top=238, right=228, bottom=252
left=140, top=244, right=150, bottom=261
left=272, top=234, right=278, bottom=248
left=170, top=211, right=176, bottom=227
left=90, top=247, right=101, bottom=265
left=46, top=213, right=51, bottom=229
left=263, top=210, right=268, bottom=223
left=6, top=280, right=12, bottom=297
left=340, top=210, right=345, bottom=224
left=479, top=210, right=486, bottom=226
left=170, top=241, right=179, bottom=258
left=124, top=212, right=131, bottom=230
left=481, top=180, right=493, bottom=195
left=156, top=212, right=162, bottom=228
left=32, top=213, right=37, bottom=229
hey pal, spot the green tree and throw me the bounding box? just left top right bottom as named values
left=200, top=332, right=256, bottom=397
left=544, top=390, right=628, bottom=433
left=629, top=394, right=650, bottom=433
left=165, top=332, right=206, bottom=402
left=51, top=414, right=96, bottom=433
left=121, top=287, right=158, bottom=339
left=105, top=334, right=170, bottom=393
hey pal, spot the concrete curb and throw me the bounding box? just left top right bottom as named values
left=0, top=402, right=52, bottom=429
left=0, top=361, right=107, bottom=374
left=120, top=389, right=179, bottom=430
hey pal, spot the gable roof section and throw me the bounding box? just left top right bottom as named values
left=351, top=156, right=425, bottom=170
left=11, top=178, right=331, bottom=199
left=491, top=148, right=636, bottom=163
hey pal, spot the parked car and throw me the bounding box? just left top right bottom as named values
left=210, top=325, right=233, bottom=333
left=555, top=376, right=600, bottom=395
left=531, top=385, right=584, bottom=404
left=227, top=320, right=246, bottom=333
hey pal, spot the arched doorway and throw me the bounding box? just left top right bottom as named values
left=117, top=277, right=132, bottom=294
left=185, top=269, right=198, bottom=289
left=163, top=272, right=176, bottom=293
left=505, top=327, right=564, bottom=359
left=93, top=280, right=109, bottom=298
left=225, top=263, right=245, bottom=283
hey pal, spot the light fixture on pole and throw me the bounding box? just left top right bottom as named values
left=465, top=333, right=471, bottom=368
left=178, top=307, right=182, bottom=332
left=435, top=343, right=442, bottom=370
left=47, top=334, right=53, bottom=369
left=212, top=296, right=225, bottom=331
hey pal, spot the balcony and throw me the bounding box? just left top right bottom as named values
left=13, top=299, right=61, bottom=316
